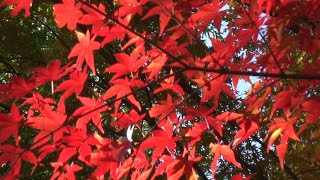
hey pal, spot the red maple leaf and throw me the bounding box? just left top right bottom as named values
left=22, top=93, right=54, bottom=112
left=142, top=1, right=173, bottom=36
left=0, top=0, right=32, bottom=17
left=89, top=133, right=132, bottom=179
left=269, top=88, right=304, bottom=118
left=153, top=69, right=185, bottom=95
left=73, top=96, right=110, bottom=133
left=0, top=144, right=37, bottom=177
left=111, top=110, right=145, bottom=131
left=60, top=127, right=96, bottom=165
left=266, top=117, right=300, bottom=169
left=140, top=129, right=180, bottom=163
left=121, top=32, right=147, bottom=55
left=302, top=97, right=320, bottom=124
left=149, top=94, right=178, bottom=123
left=115, top=0, right=146, bottom=19
left=51, top=162, right=82, bottom=180
left=165, top=149, right=201, bottom=179
left=229, top=55, right=254, bottom=90
left=0, top=77, right=36, bottom=102
left=105, top=52, right=149, bottom=80
left=193, top=73, right=234, bottom=107
left=103, top=77, right=144, bottom=112
left=98, top=17, right=130, bottom=46
left=26, top=108, right=67, bottom=148
left=79, top=3, right=106, bottom=33
left=53, top=0, right=83, bottom=30
left=152, top=155, right=173, bottom=178
left=143, top=50, right=168, bottom=80
left=55, top=69, right=88, bottom=112
left=55, top=69, right=87, bottom=97
left=153, top=148, right=201, bottom=179
left=68, top=31, right=101, bottom=74
left=210, top=143, right=242, bottom=177
left=190, top=0, right=226, bottom=31
left=32, top=60, right=72, bottom=85
left=232, top=117, right=259, bottom=147
left=0, top=103, right=23, bottom=144
left=205, top=112, right=243, bottom=137
left=184, top=122, right=207, bottom=147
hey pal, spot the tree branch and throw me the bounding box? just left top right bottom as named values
left=186, top=66, right=320, bottom=80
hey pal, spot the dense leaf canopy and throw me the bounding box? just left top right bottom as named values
left=1, top=0, right=320, bottom=179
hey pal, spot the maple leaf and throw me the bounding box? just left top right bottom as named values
left=202, top=35, right=237, bottom=64
left=51, top=162, right=83, bottom=180
left=205, top=112, right=244, bottom=138
left=79, top=3, right=106, bottom=33
left=58, top=147, right=77, bottom=164
left=0, top=144, right=37, bottom=177
left=153, top=148, right=201, bottom=180
left=98, top=17, right=130, bottom=46
left=184, top=122, right=207, bottom=147
left=206, top=116, right=224, bottom=136
left=103, top=77, right=144, bottom=112
left=140, top=129, right=180, bottom=164
left=111, top=110, right=145, bottom=131
left=53, top=0, right=83, bottom=30
left=61, top=127, right=95, bottom=165
left=38, top=144, right=60, bottom=163
left=115, top=0, right=149, bottom=26
left=22, top=93, right=54, bottom=112
left=302, top=97, right=320, bottom=124
left=0, top=77, right=36, bottom=102
left=192, top=73, right=234, bottom=107
left=55, top=69, right=87, bottom=96
left=266, top=117, right=300, bottom=169
left=26, top=108, right=67, bottom=148
left=143, top=50, right=168, bottom=80
left=3, top=0, right=320, bottom=178
left=165, top=156, right=200, bottom=180
left=89, top=133, right=131, bottom=179
left=135, top=168, right=153, bottom=180
left=142, top=4, right=171, bottom=36
left=152, top=155, right=174, bottom=178
left=210, top=143, right=242, bottom=177
left=165, top=158, right=185, bottom=180
left=105, top=53, right=149, bottom=80
left=73, top=96, right=109, bottom=133
left=216, top=112, right=244, bottom=121
left=269, top=88, right=296, bottom=118
left=121, top=32, right=147, bottom=55
left=0, top=103, right=23, bottom=144
left=27, top=108, right=66, bottom=132
left=68, top=30, right=101, bottom=74
left=266, top=118, right=300, bottom=152
left=55, top=69, right=88, bottom=112
left=190, top=0, right=226, bottom=31
left=0, top=0, right=32, bottom=17
left=116, top=149, right=150, bottom=179
left=232, top=117, right=259, bottom=147
left=31, top=60, right=72, bottom=85
left=149, top=94, right=178, bottom=123
left=153, top=69, right=185, bottom=95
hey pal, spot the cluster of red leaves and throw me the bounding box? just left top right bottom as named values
left=1, top=0, right=320, bottom=179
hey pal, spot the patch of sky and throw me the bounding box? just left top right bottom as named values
left=201, top=4, right=263, bottom=99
